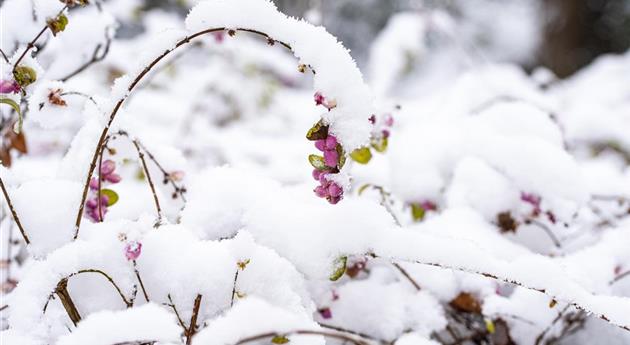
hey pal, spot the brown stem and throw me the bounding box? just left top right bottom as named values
left=55, top=278, right=82, bottom=326
left=391, top=262, right=421, bottom=291
left=0, top=48, right=9, bottom=63
left=69, top=269, right=133, bottom=307
left=166, top=294, right=188, bottom=331
left=230, top=269, right=239, bottom=307
left=60, top=30, right=112, bottom=82
left=133, top=260, right=150, bottom=303
left=131, top=138, right=162, bottom=220
left=526, top=218, right=562, bottom=249
left=97, top=143, right=105, bottom=222
left=534, top=305, right=571, bottom=345
left=12, top=6, right=68, bottom=71
left=611, top=270, right=630, bottom=286
left=74, top=27, right=298, bottom=239
left=186, top=294, right=203, bottom=345
left=0, top=176, right=30, bottom=244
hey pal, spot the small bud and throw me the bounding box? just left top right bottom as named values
left=47, top=14, right=69, bottom=36
left=227, top=29, right=236, bottom=37
left=266, top=37, right=275, bottom=46
left=13, top=66, right=37, bottom=88
left=298, top=64, right=307, bottom=73
left=47, top=88, right=67, bottom=106
left=318, top=308, right=332, bottom=319
left=124, top=241, right=142, bottom=261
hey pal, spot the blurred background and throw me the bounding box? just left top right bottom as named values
left=131, top=0, right=630, bottom=78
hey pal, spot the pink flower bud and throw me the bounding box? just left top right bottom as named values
left=368, top=115, right=376, bottom=124
left=328, top=183, right=343, bottom=197
left=315, top=139, right=326, bottom=151
left=89, top=177, right=100, bottom=190
left=100, top=160, right=116, bottom=176
left=213, top=31, right=225, bottom=43
left=314, top=92, right=325, bottom=106
left=86, top=198, right=97, bottom=209
left=312, top=169, right=324, bottom=181
left=318, top=308, right=332, bottom=319
left=324, top=136, right=338, bottom=150
left=323, top=150, right=338, bottom=167
left=420, top=200, right=437, bottom=211
left=124, top=241, right=142, bottom=261
left=314, top=186, right=327, bottom=198
left=105, top=173, right=122, bottom=184
left=382, top=129, right=390, bottom=139
left=0, top=80, right=20, bottom=94
left=384, top=114, right=394, bottom=127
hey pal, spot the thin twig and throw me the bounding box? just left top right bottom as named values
left=230, top=269, right=239, bottom=307
left=60, top=30, right=113, bottom=82
left=534, top=305, right=571, bottom=345
left=166, top=294, right=187, bottom=331
left=69, top=269, right=133, bottom=307
left=526, top=218, right=562, bottom=248
left=186, top=294, right=203, bottom=345
left=78, top=26, right=295, bottom=238
left=133, top=260, right=150, bottom=303
left=12, top=6, right=68, bottom=71
left=0, top=48, right=9, bottom=63
left=611, top=270, right=630, bottom=286
left=319, top=324, right=390, bottom=344
left=0, top=177, right=30, bottom=244
left=131, top=138, right=162, bottom=220
left=369, top=253, right=630, bottom=333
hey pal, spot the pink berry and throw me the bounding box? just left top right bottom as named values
left=324, top=136, right=338, bottom=150
left=312, top=169, right=323, bottom=181
left=314, top=92, right=325, bottom=106
left=105, top=173, right=122, bottom=184
left=100, top=160, right=116, bottom=176
left=315, top=140, right=326, bottom=151
left=314, top=186, right=327, bottom=198
left=89, top=177, right=100, bottom=190
left=124, top=241, right=142, bottom=261
left=318, top=308, right=332, bottom=319
left=0, top=80, right=20, bottom=94
left=323, top=150, right=338, bottom=167
left=328, top=183, right=343, bottom=197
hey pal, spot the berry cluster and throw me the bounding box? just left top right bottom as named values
left=313, top=168, right=343, bottom=204
left=86, top=159, right=121, bottom=222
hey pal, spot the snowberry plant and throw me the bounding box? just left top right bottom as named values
left=1, top=0, right=630, bottom=345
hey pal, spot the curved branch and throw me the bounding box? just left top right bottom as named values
left=12, top=6, right=68, bottom=71
left=370, top=253, right=630, bottom=333
left=73, top=27, right=300, bottom=239
left=68, top=269, right=133, bottom=307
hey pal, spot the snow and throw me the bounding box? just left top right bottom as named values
left=2, top=0, right=630, bottom=344
left=56, top=303, right=181, bottom=345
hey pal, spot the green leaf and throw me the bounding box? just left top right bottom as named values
left=305, top=121, right=328, bottom=141
left=47, top=14, right=68, bottom=36
left=485, top=319, right=495, bottom=334
left=329, top=256, right=347, bottom=281
left=357, top=184, right=372, bottom=196
left=349, top=147, right=372, bottom=164
left=308, top=154, right=326, bottom=170
left=100, top=189, right=119, bottom=206
left=271, top=335, right=290, bottom=344
left=13, top=66, right=37, bottom=88
left=371, top=136, right=388, bottom=153
left=0, top=98, right=22, bottom=134
left=411, top=204, right=425, bottom=222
